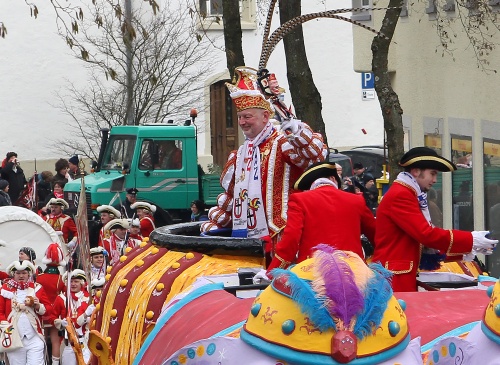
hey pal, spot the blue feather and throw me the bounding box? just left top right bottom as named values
left=270, top=268, right=336, bottom=332
left=353, top=263, right=393, bottom=340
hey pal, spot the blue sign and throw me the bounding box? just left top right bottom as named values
left=361, top=72, right=374, bottom=89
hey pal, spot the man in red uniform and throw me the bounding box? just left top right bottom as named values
left=266, top=162, right=376, bottom=272
left=96, top=205, right=121, bottom=246
left=44, top=198, right=78, bottom=249
left=100, top=219, right=136, bottom=265
left=130, top=202, right=156, bottom=237
left=200, top=68, right=327, bottom=257
left=372, top=147, right=498, bottom=292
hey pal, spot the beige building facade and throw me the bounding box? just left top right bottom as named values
left=352, top=0, right=500, bottom=274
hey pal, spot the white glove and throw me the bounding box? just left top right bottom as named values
left=85, top=304, right=95, bottom=317
left=0, top=320, right=9, bottom=328
left=252, top=269, right=271, bottom=285
left=472, top=231, right=498, bottom=255
left=281, top=118, right=301, bottom=135
left=55, top=231, right=64, bottom=236
left=54, top=318, right=68, bottom=329
left=67, top=238, right=77, bottom=250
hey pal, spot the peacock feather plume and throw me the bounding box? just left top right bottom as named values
left=312, top=244, right=365, bottom=331
left=270, top=268, right=336, bottom=332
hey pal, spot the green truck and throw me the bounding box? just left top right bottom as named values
left=63, top=123, right=223, bottom=226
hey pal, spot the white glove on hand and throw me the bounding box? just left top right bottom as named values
left=56, top=231, right=64, bottom=237
left=472, top=231, right=498, bottom=255
left=0, top=320, right=9, bottom=328
left=85, top=304, right=95, bottom=317
left=54, top=318, right=68, bottom=329
left=67, top=238, right=77, bottom=250
left=281, top=118, right=301, bottom=135
left=252, top=269, right=271, bottom=285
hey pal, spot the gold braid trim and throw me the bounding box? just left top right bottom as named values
left=446, top=229, right=463, bottom=256
left=115, top=251, right=185, bottom=364
left=274, top=254, right=291, bottom=269
left=384, top=261, right=414, bottom=275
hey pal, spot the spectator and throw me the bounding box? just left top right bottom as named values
left=68, top=155, right=87, bottom=180
left=352, top=162, right=374, bottom=189
left=39, top=181, right=65, bottom=215
left=128, top=218, right=143, bottom=245
left=18, top=247, right=42, bottom=275
left=0, top=179, right=11, bottom=206
left=53, top=158, right=69, bottom=185
left=190, top=200, right=208, bottom=222
left=0, top=152, right=27, bottom=204
left=362, top=175, right=379, bottom=214
left=36, top=171, right=53, bottom=209
left=428, top=188, right=443, bottom=228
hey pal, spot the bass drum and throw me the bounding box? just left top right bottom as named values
left=0, top=206, right=66, bottom=272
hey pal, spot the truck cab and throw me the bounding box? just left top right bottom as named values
left=64, top=124, right=222, bottom=223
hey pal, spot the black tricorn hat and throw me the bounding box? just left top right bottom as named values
left=294, top=161, right=342, bottom=191
left=399, top=147, right=456, bottom=172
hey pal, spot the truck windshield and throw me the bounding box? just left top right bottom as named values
left=101, top=135, right=136, bottom=170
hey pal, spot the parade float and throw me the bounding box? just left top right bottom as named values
left=85, top=235, right=500, bottom=365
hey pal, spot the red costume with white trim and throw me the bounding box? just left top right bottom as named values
left=139, top=216, right=155, bottom=238
left=201, top=126, right=326, bottom=246
left=267, top=185, right=376, bottom=271
left=372, top=181, right=473, bottom=292
left=0, top=281, right=51, bottom=334
left=36, top=267, right=65, bottom=325
left=44, top=213, right=78, bottom=244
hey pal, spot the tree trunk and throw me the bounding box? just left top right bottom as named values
left=371, top=0, right=404, bottom=182
left=222, top=0, right=245, bottom=79
left=278, top=0, right=327, bottom=145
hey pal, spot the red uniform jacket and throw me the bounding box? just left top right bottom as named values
left=139, top=216, right=155, bottom=237
left=36, top=266, right=65, bottom=325
left=372, top=182, right=473, bottom=292
left=44, top=213, right=78, bottom=243
left=267, top=186, right=376, bottom=271
left=0, top=282, right=52, bottom=334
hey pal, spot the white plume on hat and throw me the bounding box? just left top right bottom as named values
left=7, top=260, right=36, bottom=275
left=96, top=205, right=122, bottom=218
left=48, top=198, right=69, bottom=210
left=90, top=246, right=106, bottom=256
left=104, top=218, right=130, bottom=232
left=63, top=269, right=87, bottom=283
left=130, top=218, right=140, bottom=227
left=91, top=277, right=106, bottom=288
left=42, top=242, right=66, bottom=266
left=130, top=201, right=156, bottom=213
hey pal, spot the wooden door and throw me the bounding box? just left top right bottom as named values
left=210, top=80, right=238, bottom=167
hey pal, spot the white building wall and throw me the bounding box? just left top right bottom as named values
left=1, top=0, right=384, bottom=176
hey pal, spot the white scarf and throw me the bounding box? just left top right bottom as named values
left=395, top=172, right=432, bottom=225
left=232, top=121, right=274, bottom=238
left=310, top=177, right=338, bottom=190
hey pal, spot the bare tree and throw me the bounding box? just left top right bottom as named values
left=372, top=0, right=404, bottom=182
left=52, top=1, right=214, bottom=157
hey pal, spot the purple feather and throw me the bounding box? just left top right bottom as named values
left=313, top=244, right=365, bottom=329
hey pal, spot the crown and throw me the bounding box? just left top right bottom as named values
left=225, top=67, right=274, bottom=114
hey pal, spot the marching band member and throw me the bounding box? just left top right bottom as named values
left=0, top=260, right=51, bottom=365
left=128, top=218, right=144, bottom=246
left=43, top=198, right=78, bottom=249
left=96, top=205, right=122, bottom=246
left=37, top=243, right=66, bottom=365
left=130, top=202, right=156, bottom=238
left=90, top=247, right=108, bottom=295
left=101, top=219, right=136, bottom=265
left=54, top=270, right=92, bottom=365
left=200, top=68, right=327, bottom=260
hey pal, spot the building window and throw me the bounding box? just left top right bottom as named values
left=198, top=0, right=256, bottom=30
left=426, top=0, right=437, bottom=14
left=351, top=0, right=371, bottom=21
left=451, top=135, right=474, bottom=231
